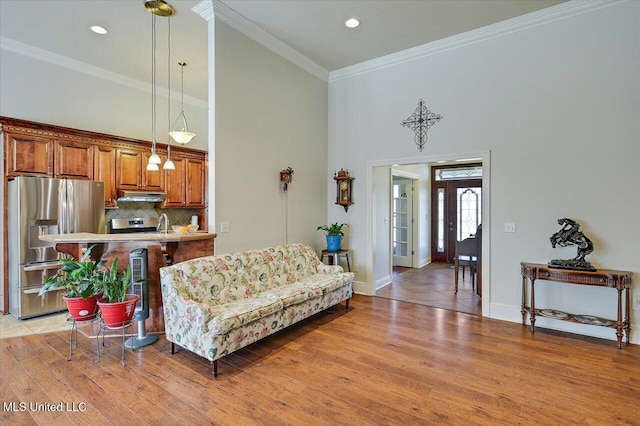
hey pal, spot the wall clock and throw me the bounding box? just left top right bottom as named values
left=334, top=169, right=354, bottom=212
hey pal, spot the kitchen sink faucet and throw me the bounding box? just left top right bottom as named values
left=157, top=214, right=169, bottom=233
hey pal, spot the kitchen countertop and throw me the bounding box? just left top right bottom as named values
left=39, top=231, right=216, bottom=244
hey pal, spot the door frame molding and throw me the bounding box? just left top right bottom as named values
left=367, top=151, right=491, bottom=317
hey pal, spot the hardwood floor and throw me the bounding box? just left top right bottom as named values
left=377, top=263, right=481, bottom=315
left=1, top=294, right=638, bottom=425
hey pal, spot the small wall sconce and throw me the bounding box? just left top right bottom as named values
left=280, top=167, right=294, bottom=191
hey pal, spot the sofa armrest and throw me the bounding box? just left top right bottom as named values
left=317, top=264, right=344, bottom=274
left=161, top=268, right=213, bottom=350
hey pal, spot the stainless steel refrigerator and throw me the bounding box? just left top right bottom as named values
left=8, top=176, right=105, bottom=319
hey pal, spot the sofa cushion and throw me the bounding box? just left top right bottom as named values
left=261, top=282, right=324, bottom=308
left=301, top=273, right=355, bottom=294
left=206, top=294, right=283, bottom=336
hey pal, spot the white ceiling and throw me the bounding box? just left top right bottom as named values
left=0, top=0, right=567, bottom=100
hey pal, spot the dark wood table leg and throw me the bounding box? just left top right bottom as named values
left=616, top=287, right=623, bottom=349
left=521, top=274, right=526, bottom=325
left=530, top=278, right=536, bottom=332
left=625, top=287, right=631, bottom=344
left=454, top=258, right=460, bottom=294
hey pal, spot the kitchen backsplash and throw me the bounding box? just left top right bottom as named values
left=105, top=202, right=198, bottom=228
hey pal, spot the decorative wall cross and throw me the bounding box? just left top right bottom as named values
left=401, top=99, right=443, bottom=151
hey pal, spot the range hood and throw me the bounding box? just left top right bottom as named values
left=117, top=190, right=166, bottom=203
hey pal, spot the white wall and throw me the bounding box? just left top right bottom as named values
left=328, top=1, right=640, bottom=343
left=372, top=166, right=391, bottom=291
left=214, top=22, right=328, bottom=254
left=0, top=50, right=208, bottom=151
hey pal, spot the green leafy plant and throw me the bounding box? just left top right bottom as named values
left=316, top=222, right=348, bottom=236
left=97, top=257, right=133, bottom=303
left=38, top=245, right=106, bottom=299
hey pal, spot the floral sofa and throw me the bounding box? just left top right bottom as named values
left=159, top=243, right=354, bottom=377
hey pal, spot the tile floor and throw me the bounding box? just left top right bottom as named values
left=0, top=311, right=69, bottom=339
left=375, top=262, right=482, bottom=315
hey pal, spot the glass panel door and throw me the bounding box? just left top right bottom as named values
left=392, top=178, right=413, bottom=267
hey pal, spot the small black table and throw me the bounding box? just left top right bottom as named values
left=321, top=249, right=351, bottom=272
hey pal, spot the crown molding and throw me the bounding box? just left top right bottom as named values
left=329, top=0, right=627, bottom=83
left=210, top=0, right=329, bottom=82
left=0, top=36, right=208, bottom=109
left=192, top=0, right=214, bottom=21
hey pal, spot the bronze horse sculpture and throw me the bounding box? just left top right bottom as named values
left=549, top=218, right=596, bottom=271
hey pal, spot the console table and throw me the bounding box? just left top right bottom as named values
left=520, top=262, right=632, bottom=348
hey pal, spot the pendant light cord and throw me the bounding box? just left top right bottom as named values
left=180, top=62, right=184, bottom=114
left=151, top=13, right=157, bottom=151
left=167, top=15, right=171, bottom=159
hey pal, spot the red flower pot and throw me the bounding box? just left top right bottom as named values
left=63, top=294, right=100, bottom=322
left=97, top=294, right=140, bottom=329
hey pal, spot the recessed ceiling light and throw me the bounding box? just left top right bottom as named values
left=90, top=25, right=108, bottom=35
left=345, top=18, right=360, bottom=29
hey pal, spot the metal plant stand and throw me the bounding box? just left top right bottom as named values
left=66, top=313, right=98, bottom=362
left=93, top=314, right=136, bottom=366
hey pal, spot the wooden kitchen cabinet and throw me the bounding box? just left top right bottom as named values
left=186, top=157, right=206, bottom=207
left=116, top=149, right=142, bottom=190
left=4, top=132, right=53, bottom=177
left=55, top=139, right=94, bottom=180
left=163, top=155, right=185, bottom=207
left=116, top=148, right=166, bottom=192
left=163, top=154, right=206, bottom=208
left=94, top=144, right=118, bottom=207
left=142, top=151, right=165, bottom=191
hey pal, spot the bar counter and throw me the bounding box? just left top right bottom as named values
left=38, top=231, right=216, bottom=244
left=39, top=231, right=216, bottom=334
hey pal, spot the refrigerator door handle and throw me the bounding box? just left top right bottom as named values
left=22, top=262, right=64, bottom=272
left=22, top=286, right=65, bottom=295
left=61, top=180, right=69, bottom=234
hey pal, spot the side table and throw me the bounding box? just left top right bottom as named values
left=321, top=249, right=351, bottom=272
left=521, top=262, right=632, bottom=348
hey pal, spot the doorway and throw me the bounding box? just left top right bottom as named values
left=371, top=157, right=489, bottom=317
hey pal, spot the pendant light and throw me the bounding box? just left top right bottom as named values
left=169, top=62, right=196, bottom=144
left=145, top=0, right=174, bottom=171
left=163, top=14, right=175, bottom=170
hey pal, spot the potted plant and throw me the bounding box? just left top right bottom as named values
left=317, top=222, right=348, bottom=252
left=96, top=257, right=140, bottom=328
left=38, top=245, right=105, bottom=322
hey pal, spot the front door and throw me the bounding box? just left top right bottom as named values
left=431, top=165, right=482, bottom=263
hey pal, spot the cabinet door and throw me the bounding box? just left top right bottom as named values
left=163, top=157, right=186, bottom=207
left=185, top=158, right=206, bottom=207
left=116, top=149, right=142, bottom=190
left=55, top=139, right=94, bottom=180
left=5, top=132, right=53, bottom=177
left=142, top=151, right=166, bottom=191
left=94, top=144, right=117, bottom=207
